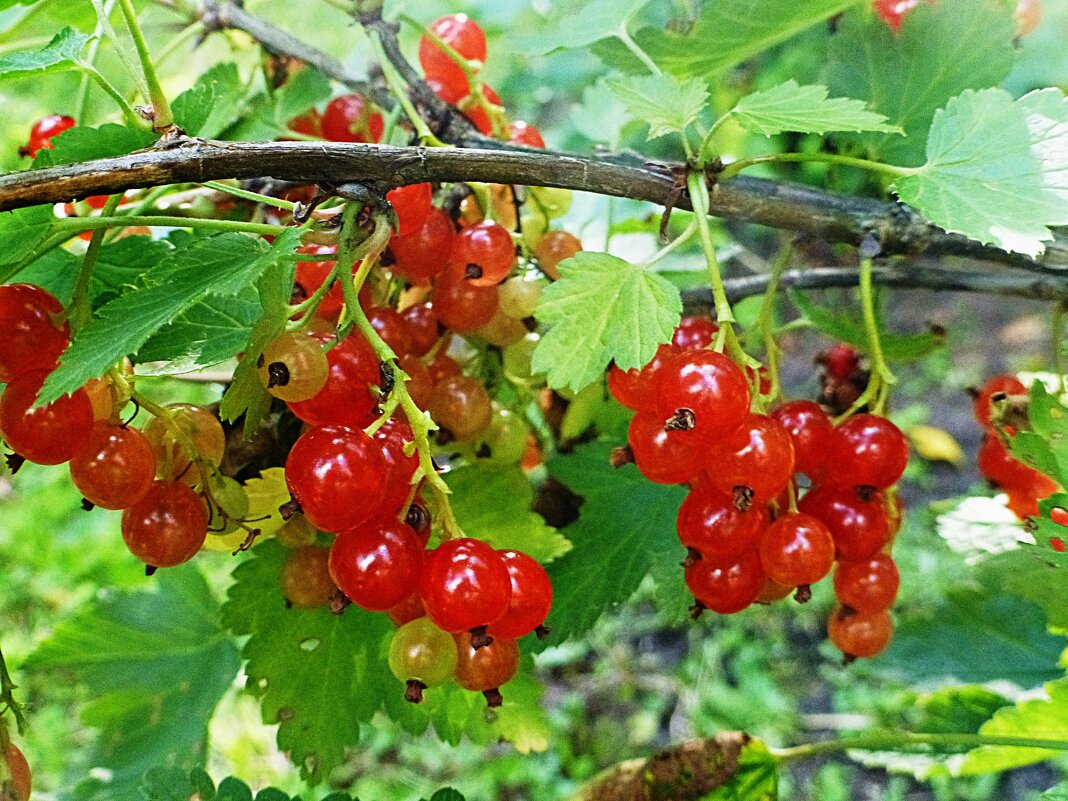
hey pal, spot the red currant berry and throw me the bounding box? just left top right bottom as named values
left=321, top=94, right=384, bottom=143
left=873, top=0, right=920, bottom=32
left=433, top=264, right=499, bottom=332
left=23, top=114, right=75, bottom=158
left=419, top=537, right=511, bottom=634
left=758, top=512, right=835, bottom=587
left=834, top=554, right=900, bottom=614
left=418, top=15, right=487, bottom=101
left=829, top=414, right=909, bottom=490
left=143, top=403, right=226, bottom=486
left=676, top=483, right=769, bottom=565
left=368, top=306, right=413, bottom=357
left=671, top=315, right=718, bottom=352
left=400, top=354, right=434, bottom=409
left=121, top=480, right=208, bottom=567
left=428, top=375, right=493, bottom=442
left=454, top=632, right=519, bottom=707
left=684, top=550, right=765, bottom=614
left=280, top=545, right=337, bottom=608
left=329, top=518, right=424, bottom=611
left=0, top=370, right=93, bottom=465
left=3, top=741, right=31, bottom=801
left=654, top=350, right=751, bottom=442
left=627, top=411, right=705, bottom=485
left=706, top=414, right=795, bottom=503
left=756, top=578, right=794, bottom=604
left=426, top=352, right=462, bottom=385
left=256, top=332, right=329, bottom=402
left=818, top=343, right=862, bottom=381
left=532, top=230, right=581, bottom=281
left=285, top=108, right=322, bottom=139
left=285, top=425, right=387, bottom=532
left=292, top=245, right=345, bottom=320
left=401, top=302, right=441, bottom=357
left=828, top=604, right=892, bottom=658
left=0, top=283, right=70, bottom=382
left=288, top=332, right=380, bottom=429
left=798, top=485, right=890, bottom=561
left=387, top=591, right=427, bottom=627
left=451, top=221, right=516, bottom=287
left=390, top=207, right=456, bottom=286
left=507, top=120, right=545, bottom=148
left=973, top=375, right=1026, bottom=429
left=1015, top=0, right=1041, bottom=36
left=607, top=343, right=677, bottom=411
left=486, top=549, right=552, bottom=639
left=770, top=400, right=834, bottom=480
left=387, top=183, right=434, bottom=237
left=69, top=423, right=156, bottom=509
left=373, top=416, right=420, bottom=517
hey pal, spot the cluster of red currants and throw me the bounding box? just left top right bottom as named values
left=610, top=331, right=906, bottom=660
left=0, top=283, right=237, bottom=570
left=974, top=375, right=1057, bottom=519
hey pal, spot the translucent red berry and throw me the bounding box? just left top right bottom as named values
left=23, top=113, right=75, bottom=158
left=973, top=375, right=1026, bottom=429
left=287, top=332, right=380, bottom=429
left=69, top=423, right=156, bottom=509
left=828, top=604, right=892, bottom=658
left=390, top=207, right=456, bottom=286
left=121, top=480, right=208, bottom=567
left=684, top=550, right=765, bottom=614
left=834, top=553, right=900, bottom=614
left=433, top=263, right=500, bottom=332
left=454, top=632, right=519, bottom=707
left=873, top=0, right=920, bottom=32
left=428, top=375, right=493, bottom=441
left=3, top=741, right=31, bottom=801
left=798, top=485, right=890, bottom=561
left=654, top=350, right=751, bottom=442
left=373, top=416, right=420, bottom=517
left=486, top=549, right=552, bottom=639
left=706, top=414, right=795, bottom=503
left=329, top=519, right=425, bottom=611
left=507, top=120, right=545, bottom=148
left=676, top=483, right=769, bottom=565
left=0, top=370, right=93, bottom=465
left=671, top=315, right=718, bottom=352
left=418, top=14, right=487, bottom=101
left=285, top=425, right=387, bottom=532
left=321, top=94, right=384, bottom=143
left=0, top=283, right=70, bottom=382
left=419, top=537, right=511, bottom=634
left=770, top=400, right=834, bottom=480
left=829, top=414, right=909, bottom=490
left=451, top=221, right=516, bottom=287
left=400, top=302, right=441, bottom=357
left=368, top=306, right=413, bottom=358
left=387, top=183, right=434, bottom=237
left=758, top=512, right=835, bottom=587
left=607, top=343, right=677, bottom=412
left=627, top=411, right=705, bottom=485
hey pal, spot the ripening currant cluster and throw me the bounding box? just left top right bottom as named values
left=974, top=375, right=1058, bottom=520
left=873, top=0, right=1041, bottom=35
left=610, top=334, right=906, bottom=661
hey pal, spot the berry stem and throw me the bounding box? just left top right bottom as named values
left=77, top=64, right=145, bottom=129
left=0, top=643, right=27, bottom=736
left=67, top=193, right=124, bottom=332
left=717, top=152, right=917, bottom=182
left=756, top=242, right=793, bottom=406
left=616, top=21, right=662, bottom=76
left=334, top=205, right=466, bottom=539
left=367, top=32, right=446, bottom=147
left=637, top=217, right=698, bottom=269
left=773, top=731, right=1068, bottom=763
left=199, top=181, right=299, bottom=212
left=856, top=254, right=896, bottom=416
left=686, top=170, right=755, bottom=372
left=118, top=0, right=175, bottom=130
left=53, top=214, right=287, bottom=238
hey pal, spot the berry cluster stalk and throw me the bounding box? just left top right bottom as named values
left=334, top=204, right=466, bottom=539
left=0, top=644, right=26, bottom=736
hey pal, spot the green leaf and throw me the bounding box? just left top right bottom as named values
left=608, top=74, right=709, bottom=139
left=532, top=442, right=687, bottom=650
left=229, top=68, right=331, bottom=141
left=426, top=791, right=466, bottom=801
left=704, top=740, right=778, bottom=800
left=532, top=251, right=681, bottom=393
left=789, top=291, right=943, bottom=361
left=136, top=288, right=260, bottom=371
left=571, top=81, right=631, bottom=148
left=728, top=81, right=902, bottom=137
left=443, top=464, right=571, bottom=562
left=92, top=236, right=174, bottom=302
left=893, top=88, right=1068, bottom=257
left=1043, top=782, right=1068, bottom=800
left=916, top=686, right=1012, bottom=736
left=520, top=0, right=650, bottom=54
left=223, top=542, right=548, bottom=785
left=959, top=676, right=1068, bottom=774
left=40, top=231, right=300, bottom=405
left=0, top=204, right=56, bottom=269
left=32, top=123, right=157, bottom=168
left=877, top=588, right=1066, bottom=686
left=27, top=566, right=240, bottom=798
left=595, top=0, right=860, bottom=78
left=0, top=26, right=90, bottom=81
left=982, top=550, right=1068, bottom=630
left=172, top=63, right=246, bottom=138
left=828, top=0, right=1016, bottom=165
